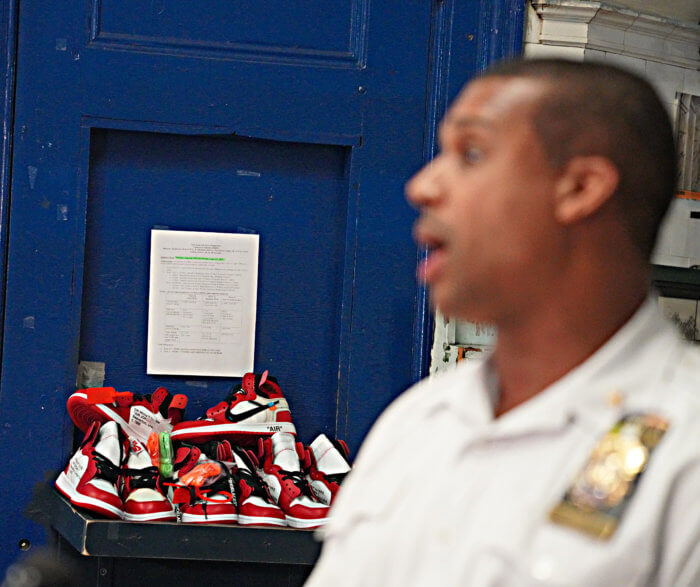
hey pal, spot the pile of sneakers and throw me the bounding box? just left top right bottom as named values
left=55, top=371, right=352, bottom=528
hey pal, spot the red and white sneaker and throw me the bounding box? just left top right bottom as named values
left=182, top=439, right=284, bottom=526
left=55, top=421, right=126, bottom=519
left=168, top=444, right=237, bottom=524
left=177, top=476, right=238, bottom=525
left=258, top=432, right=329, bottom=529
left=171, top=372, right=295, bottom=444
left=121, top=438, right=176, bottom=522
left=302, top=434, right=351, bottom=505
left=230, top=445, right=286, bottom=527
left=67, top=386, right=188, bottom=445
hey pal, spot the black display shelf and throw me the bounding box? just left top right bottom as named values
left=46, top=488, right=321, bottom=565
left=651, top=264, right=700, bottom=299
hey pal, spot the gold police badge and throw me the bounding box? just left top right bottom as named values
left=549, top=413, right=668, bottom=539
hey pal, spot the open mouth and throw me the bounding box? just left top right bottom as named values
left=413, top=219, right=443, bottom=250
left=424, top=237, right=445, bottom=255
left=413, top=222, right=447, bottom=283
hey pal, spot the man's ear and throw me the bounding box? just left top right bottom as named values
left=553, top=156, right=620, bottom=224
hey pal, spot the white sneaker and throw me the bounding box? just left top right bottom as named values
left=258, top=432, right=329, bottom=529
left=55, top=421, right=125, bottom=519
left=121, top=438, right=176, bottom=522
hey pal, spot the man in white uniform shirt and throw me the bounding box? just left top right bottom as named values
left=306, top=59, right=700, bottom=585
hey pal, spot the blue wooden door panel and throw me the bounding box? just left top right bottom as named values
left=0, top=0, right=524, bottom=571
left=80, top=128, right=351, bottom=437
left=95, top=0, right=364, bottom=60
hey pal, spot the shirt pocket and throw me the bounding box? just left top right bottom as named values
left=523, top=516, right=648, bottom=586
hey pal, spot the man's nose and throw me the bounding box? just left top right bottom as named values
left=405, top=156, right=444, bottom=209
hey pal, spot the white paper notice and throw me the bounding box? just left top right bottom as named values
left=147, top=229, right=259, bottom=377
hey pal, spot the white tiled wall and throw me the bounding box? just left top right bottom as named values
left=524, top=2, right=700, bottom=120
left=524, top=43, right=585, bottom=60
left=645, top=60, right=687, bottom=108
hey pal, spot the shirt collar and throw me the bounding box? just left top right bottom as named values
left=465, top=295, right=680, bottom=438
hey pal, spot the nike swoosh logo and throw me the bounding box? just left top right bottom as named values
left=228, top=401, right=279, bottom=423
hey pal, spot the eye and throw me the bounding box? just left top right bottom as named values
left=463, top=147, right=483, bottom=164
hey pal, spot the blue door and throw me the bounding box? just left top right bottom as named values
left=0, top=0, right=523, bottom=570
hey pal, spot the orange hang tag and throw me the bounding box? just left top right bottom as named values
left=85, top=387, right=117, bottom=404
left=180, top=462, right=222, bottom=488
left=147, top=432, right=160, bottom=468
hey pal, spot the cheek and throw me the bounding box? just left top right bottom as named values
left=464, top=189, right=554, bottom=266
left=445, top=162, right=556, bottom=251
left=500, top=201, right=558, bottom=269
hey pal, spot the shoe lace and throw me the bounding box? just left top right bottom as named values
left=233, top=467, right=271, bottom=500
left=205, top=474, right=236, bottom=501
left=93, top=451, right=121, bottom=484
left=187, top=478, right=234, bottom=520
left=165, top=473, right=234, bottom=506
left=280, top=469, right=315, bottom=498
left=123, top=465, right=160, bottom=490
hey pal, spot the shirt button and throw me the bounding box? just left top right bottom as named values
left=531, top=556, right=553, bottom=581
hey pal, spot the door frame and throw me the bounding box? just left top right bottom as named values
left=412, top=0, right=525, bottom=380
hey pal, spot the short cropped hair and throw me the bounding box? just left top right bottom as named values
left=481, top=58, right=677, bottom=258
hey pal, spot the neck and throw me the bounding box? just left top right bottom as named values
left=490, top=253, right=649, bottom=417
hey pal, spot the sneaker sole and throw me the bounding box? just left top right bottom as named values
left=55, top=472, right=123, bottom=519
left=122, top=509, right=177, bottom=522
left=238, top=514, right=287, bottom=527
left=285, top=515, right=328, bottom=529
left=180, top=513, right=238, bottom=524
left=67, top=393, right=115, bottom=432
left=171, top=422, right=296, bottom=442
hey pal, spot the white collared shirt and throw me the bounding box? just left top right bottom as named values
left=306, top=297, right=700, bottom=586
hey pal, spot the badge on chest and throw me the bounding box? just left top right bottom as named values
left=548, top=413, right=669, bottom=540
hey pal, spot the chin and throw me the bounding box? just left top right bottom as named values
left=431, top=293, right=467, bottom=321
left=433, top=292, right=491, bottom=324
